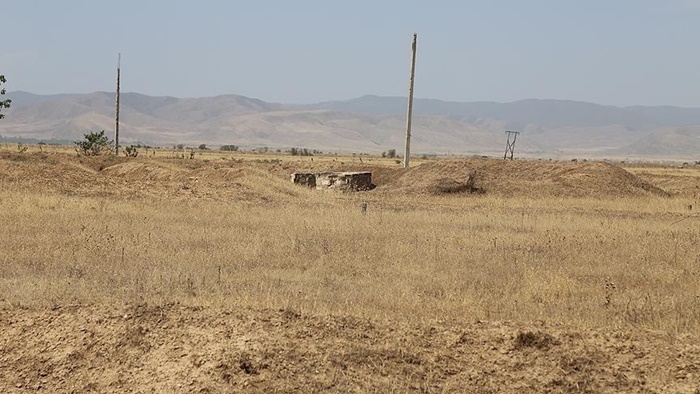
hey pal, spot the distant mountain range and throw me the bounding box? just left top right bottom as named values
left=2, top=91, right=700, bottom=160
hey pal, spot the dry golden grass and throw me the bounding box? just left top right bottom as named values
left=2, top=152, right=699, bottom=334
left=1, top=142, right=417, bottom=167
left=626, top=166, right=700, bottom=178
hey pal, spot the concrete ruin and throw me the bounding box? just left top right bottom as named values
left=291, top=172, right=317, bottom=188
left=291, top=171, right=374, bottom=191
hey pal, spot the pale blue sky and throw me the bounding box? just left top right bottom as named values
left=2, top=0, right=699, bottom=106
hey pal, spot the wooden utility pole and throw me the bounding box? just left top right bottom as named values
left=403, top=33, right=417, bottom=169
left=115, top=53, right=121, bottom=156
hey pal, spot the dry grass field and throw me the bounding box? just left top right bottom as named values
left=1, top=146, right=700, bottom=392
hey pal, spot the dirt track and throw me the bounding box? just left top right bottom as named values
left=1, top=304, right=698, bottom=393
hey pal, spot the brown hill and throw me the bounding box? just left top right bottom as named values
left=5, top=91, right=700, bottom=159
left=609, top=126, right=700, bottom=159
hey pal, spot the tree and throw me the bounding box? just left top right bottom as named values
left=74, top=130, right=113, bottom=156
left=220, top=144, right=239, bottom=151
left=386, top=149, right=397, bottom=158
left=0, top=74, right=11, bottom=119
left=198, top=144, right=209, bottom=150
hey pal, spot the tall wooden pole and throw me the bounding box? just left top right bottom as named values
left=115, top=53, right=121, bottom=156
left=403, top=34, right=417, bottom=168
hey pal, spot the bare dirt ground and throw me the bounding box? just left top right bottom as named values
left=1, top=304, right=699, bottom=393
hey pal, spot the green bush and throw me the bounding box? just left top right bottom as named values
left=74, top=130, right=113, bottom=156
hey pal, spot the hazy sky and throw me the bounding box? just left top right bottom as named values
left=3, top=0, right=699, bottom=106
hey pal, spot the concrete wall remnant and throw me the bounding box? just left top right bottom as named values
left=292, top=171, right=374, bottom=191
left=291, top=173, right=317, bottom=188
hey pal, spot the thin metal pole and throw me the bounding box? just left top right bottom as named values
left=403, top=33, right=417, bottom=169
left=115, top=53, right=121, bottom=156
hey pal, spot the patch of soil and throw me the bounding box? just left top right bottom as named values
left=427, top=171, right=482, bottom=195
left=0, top=304, right=698, bottom=393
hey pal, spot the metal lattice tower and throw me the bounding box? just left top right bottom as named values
left=503, top=130, right=520, bottom=160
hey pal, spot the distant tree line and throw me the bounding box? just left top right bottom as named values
left=289, top=147, right=314, bottom=156
left=382, top=149, right=397, bottom=158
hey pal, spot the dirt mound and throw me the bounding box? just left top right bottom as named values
left=0, top=153, right=309, bottom=203
left=100, top=160, right=275, bottom=185
left=388, top=158, right=669, bottom=198
left=0, top=304, right=696, bottom=393
left=0, top=153, right=670, bottom=200
left=0, top=152, right=101, bottom=192
left=427, top=174, right=481, bottom=194
left=273, top=161, right=407, bottom=188
left=100, top=161, right=184, bottom=181
left=629, top=168, right=700, bottom=198
left=102, top=162, right=183, bottom=181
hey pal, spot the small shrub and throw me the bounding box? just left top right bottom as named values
left=74, top=130, right=113, bottom=156
left=125, top=145, right=139, bottom=157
